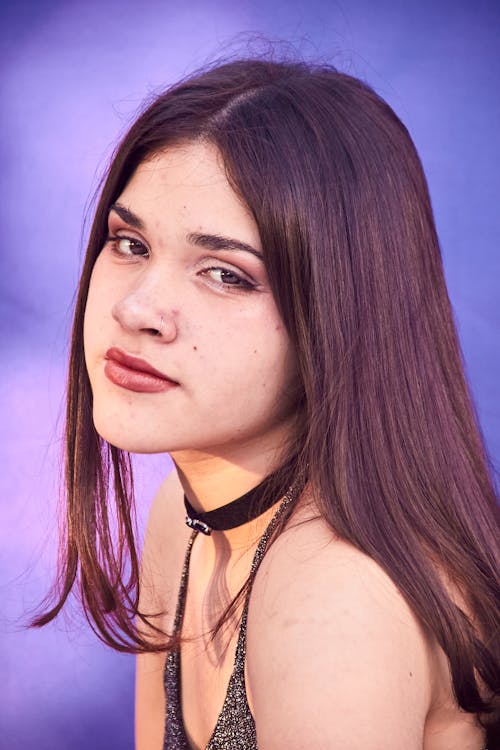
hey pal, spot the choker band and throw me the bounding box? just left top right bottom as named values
left=184, top=475, right=280, bottom=535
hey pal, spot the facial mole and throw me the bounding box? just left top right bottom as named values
left=193, top=345, right=198, bottom=351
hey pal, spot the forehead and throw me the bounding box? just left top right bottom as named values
left=117, top=142, right=260, bottom=247
left=134, top=141, right=227, bottom=189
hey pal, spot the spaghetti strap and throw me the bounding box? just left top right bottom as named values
left=164, top=485, right=298, bottom=750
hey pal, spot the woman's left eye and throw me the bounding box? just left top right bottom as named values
left=202, top=267, right=254, bottom=290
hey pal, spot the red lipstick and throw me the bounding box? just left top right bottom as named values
left=104, top=347, right=178, bottom=393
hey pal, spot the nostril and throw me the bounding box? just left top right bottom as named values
left=112, top=298, right=176, bottom=340
left=142, top=327, right=161, bottom=337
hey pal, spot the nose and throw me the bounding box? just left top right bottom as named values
left=111, top=288, right=177, bottom=342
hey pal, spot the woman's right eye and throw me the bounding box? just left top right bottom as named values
left=106, top=235, right=148, bottom=257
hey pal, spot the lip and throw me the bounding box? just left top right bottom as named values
left=104, top=347, right=178, bottom=393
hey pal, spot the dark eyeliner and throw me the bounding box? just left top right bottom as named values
left=200, top=265, right=256, bottom=291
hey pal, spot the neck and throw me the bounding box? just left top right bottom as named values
left=174, top=459, right=266, bottom=512
left=171, top=424, right=293, bottom=511
left=170, top=424, right=295, bottom=549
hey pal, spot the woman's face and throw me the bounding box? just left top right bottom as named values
left=83, top=142, right=298, bottom=458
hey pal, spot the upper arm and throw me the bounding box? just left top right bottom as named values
left=247, top=525, right=433, bottom=750
left=135, top=469, right=186, bottom=750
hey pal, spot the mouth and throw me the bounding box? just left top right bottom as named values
left=104, top=347, right=179, bottom=393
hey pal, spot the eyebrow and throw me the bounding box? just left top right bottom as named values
left=187, top=232, right=263, bottom=260
left=108, top=202, right=263, bottom=261
left=109, top=203, right=145, bottom=230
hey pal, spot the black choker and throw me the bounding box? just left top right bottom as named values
left=184, top=475, right=279, bottom=535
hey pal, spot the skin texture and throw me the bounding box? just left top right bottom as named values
left=136, top=474, right=486, bottom=750
left=83, top=142, right=486, bottom=750
left=84, top=141, right=297, bottom=483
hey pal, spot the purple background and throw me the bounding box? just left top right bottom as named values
left=1, top=1, right=499, bottom=748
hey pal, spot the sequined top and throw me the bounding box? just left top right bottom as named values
left=163, top=491, right=295, bottom=750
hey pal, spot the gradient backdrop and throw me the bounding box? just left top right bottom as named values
left=1, top=1, right=499, bottom=748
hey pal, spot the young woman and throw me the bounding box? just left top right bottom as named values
left=34, top=58, right=499, bottom=749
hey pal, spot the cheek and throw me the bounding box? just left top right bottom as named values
left=83, top=262, right=112, bottom=362
left=83, top=278, right=100, bottom=351
left=195, top=316, right=297, bottom=403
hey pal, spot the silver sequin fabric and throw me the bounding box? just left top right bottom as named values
left=163, top=491, right=296, bottom=750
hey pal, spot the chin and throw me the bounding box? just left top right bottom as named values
left=91, top=412, right=162, bottom=454
left=98, top=432, right=169, bottom=454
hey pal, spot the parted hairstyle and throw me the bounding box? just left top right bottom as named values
left=33, top=57, right=500, bottom=740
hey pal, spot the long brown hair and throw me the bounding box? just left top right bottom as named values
left=33, top=57, right=500, bottom=738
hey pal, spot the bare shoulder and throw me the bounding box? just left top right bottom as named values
left=135, top=468, right=190, bottom=750
left=246, top=513, right=433, bottom=749
left=144, top=467, right=186, bottom=548
left=139, top=467, right=190, bottom=619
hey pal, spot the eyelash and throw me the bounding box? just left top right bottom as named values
left=105, top=235, right=256, bottom=292
left=200, top=267, right=255, bottom=291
